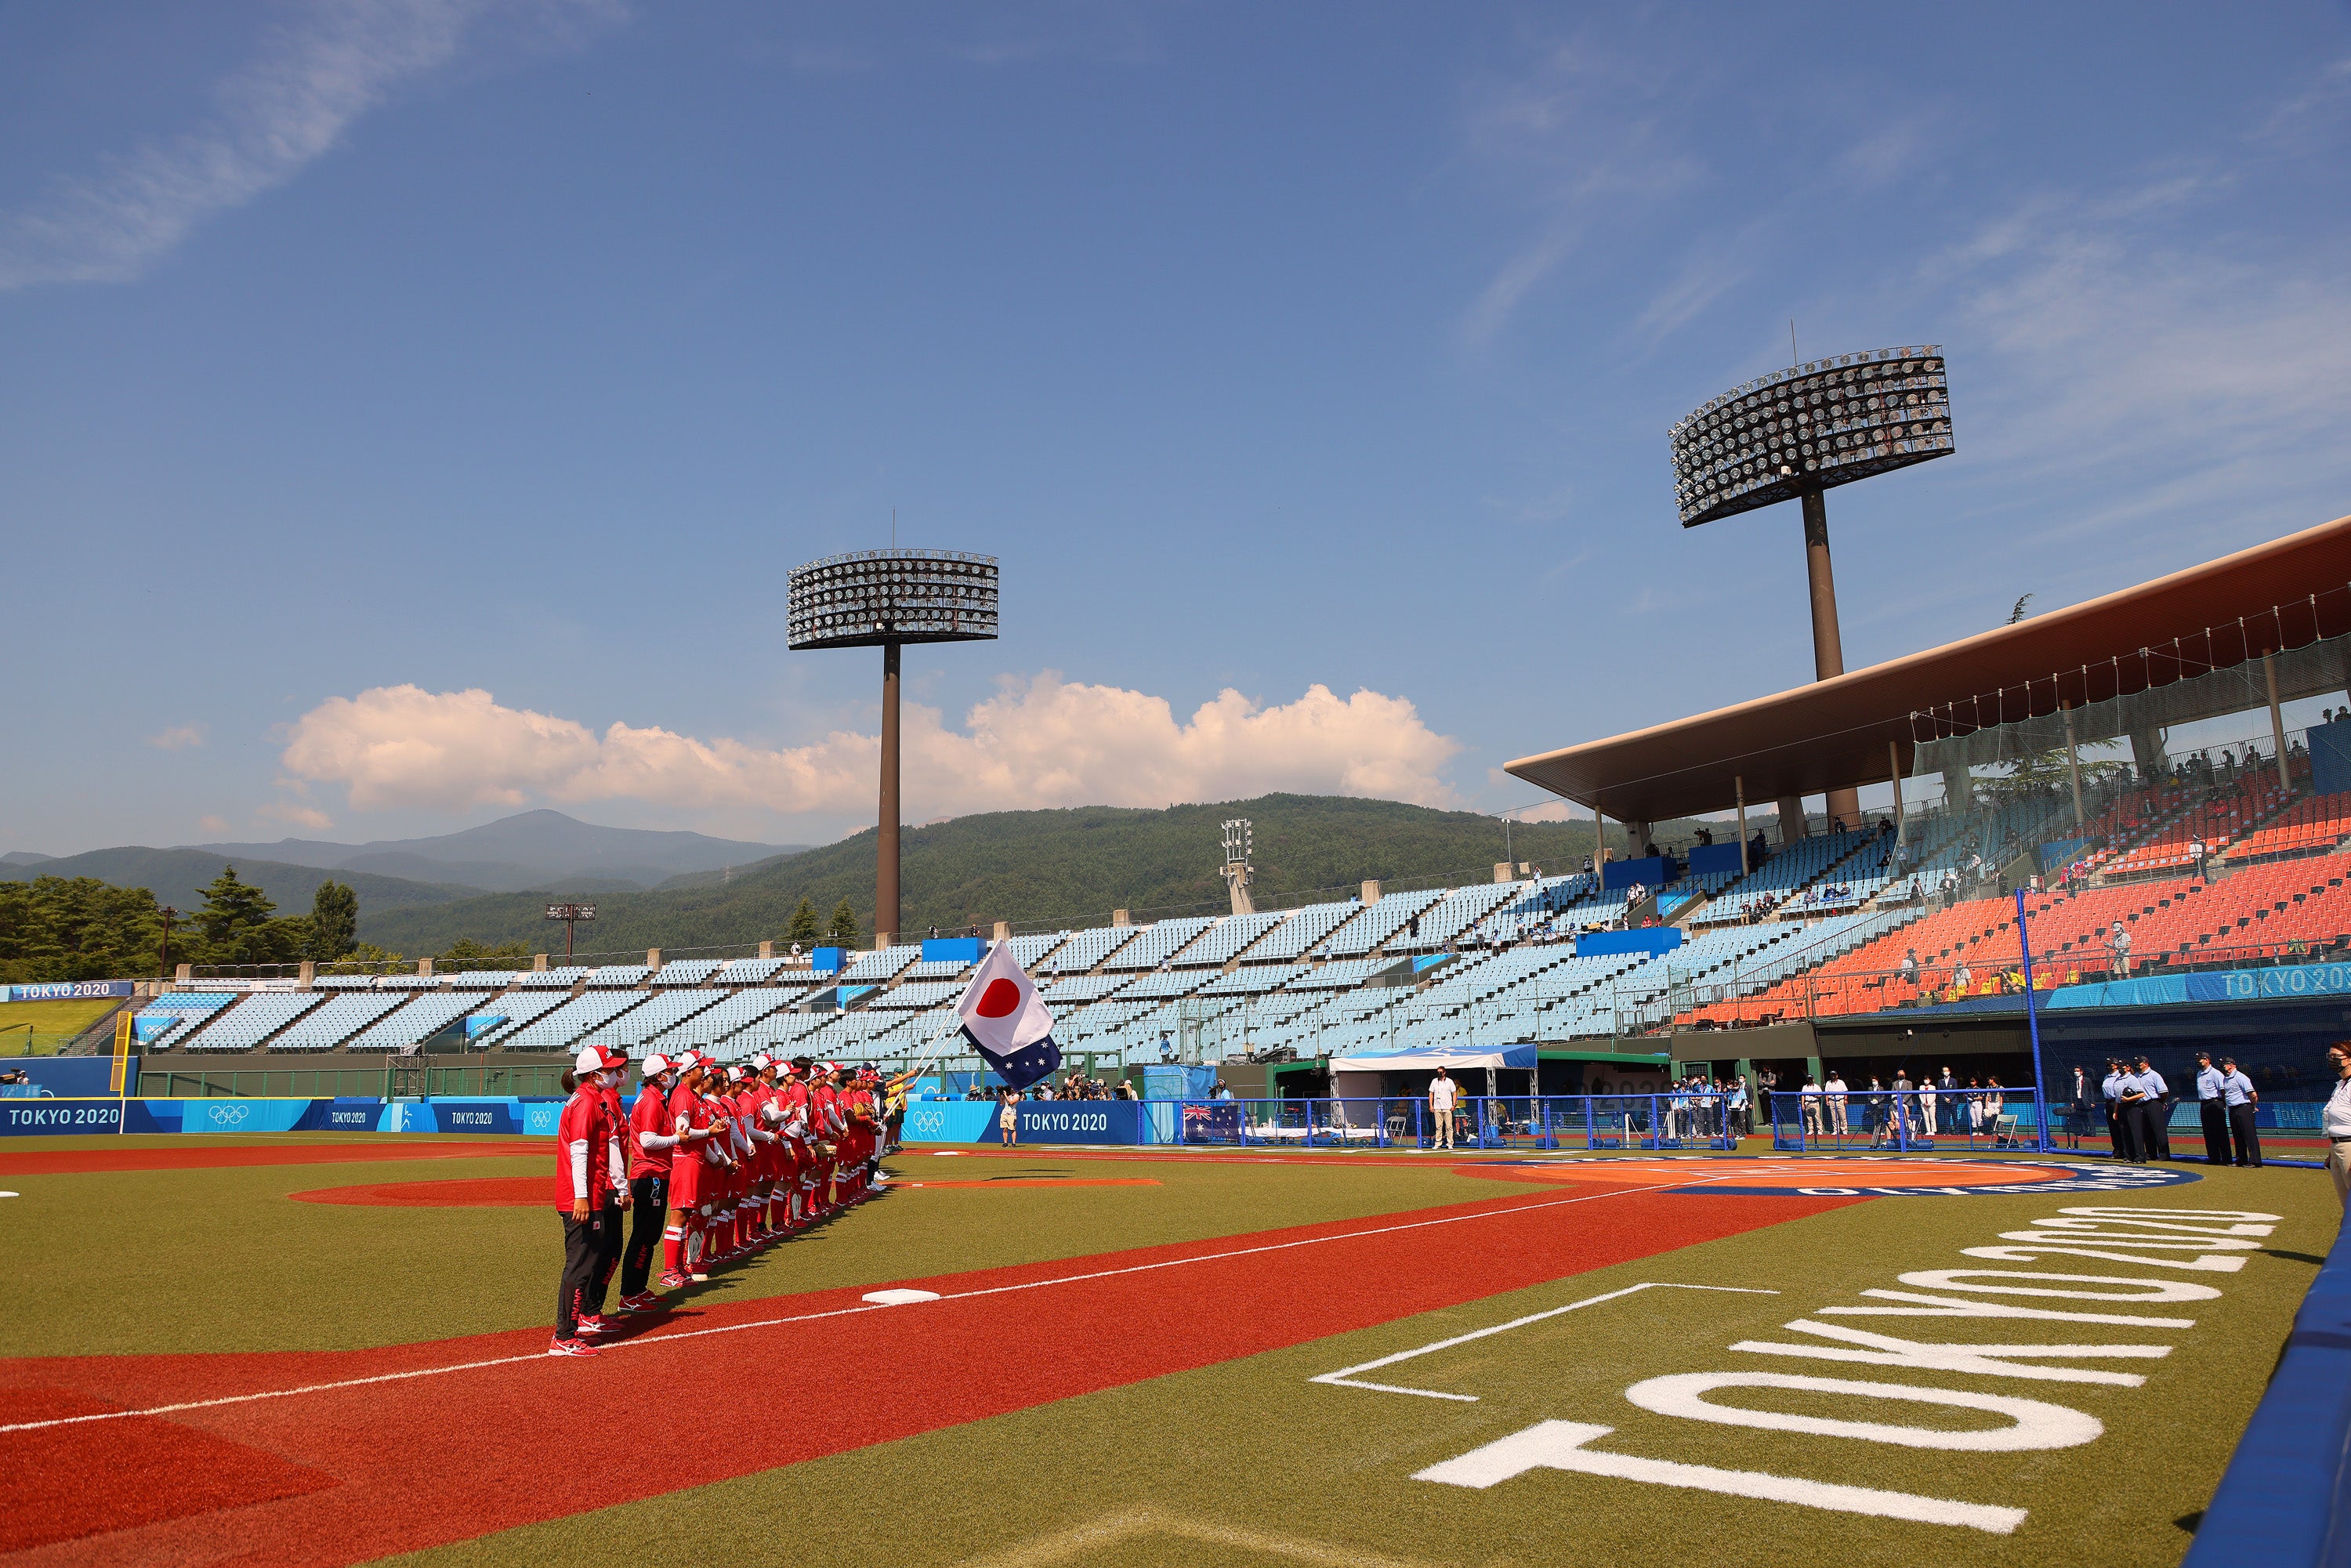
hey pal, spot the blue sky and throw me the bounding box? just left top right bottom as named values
left=5, top=1, right=2349, bottom=856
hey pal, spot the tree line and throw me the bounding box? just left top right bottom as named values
left=0, top=867, right=868, bottom=984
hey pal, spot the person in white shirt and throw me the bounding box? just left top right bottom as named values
left=1427, top=1066, right=1458, bottom=1150
left=2325, top=1045, right=2351, bottom=1204
left=2193, top=1051, right=2230, bottom=1166
left=1824, top=1073, right=1849, bottom=1135
left=1800, top=1077, right=1824, bottom=1137
left=1917, top=1073, right=1938, bottom=1135
left=2219, top=1056, right=2259, bottom=1167
left=2108, top=921, right=2132, bottom=978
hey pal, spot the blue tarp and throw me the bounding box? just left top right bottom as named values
left=1599, top=856, right=1665, bottom=892
left=1576, top=928, right=1683, bottom=958
left=1686, top=843, right=1745, bottom=877
left=921, top=936, right=985, bottom=964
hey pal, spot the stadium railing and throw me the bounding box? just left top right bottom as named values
left=1763, top=1088, right=2046, bottom=1153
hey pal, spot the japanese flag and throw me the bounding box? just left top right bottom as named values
left=955, top=941, right=1061, bottom=1091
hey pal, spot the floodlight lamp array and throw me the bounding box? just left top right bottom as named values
left=1668, top=346, right=1954, bottom=528
left=786, top=549, right=1001, bottom=649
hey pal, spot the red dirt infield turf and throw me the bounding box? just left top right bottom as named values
left=900, top=1177, right=1164, bottom=1188
left=0, top=1180, right=1858, bottom=1566
left=291, top=1177, right=547, bottom=1207
left=0, top=1141, right=541, bottom=1177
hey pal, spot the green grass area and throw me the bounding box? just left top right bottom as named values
left=0, top=996, right=118, bottom=1052
left=0, top=1143, right=1540, bottom=1357
left=392, top=1164, right=2341, bottom=1568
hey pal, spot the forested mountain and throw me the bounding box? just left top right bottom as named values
left=357, top=795, right=1675, bottom=958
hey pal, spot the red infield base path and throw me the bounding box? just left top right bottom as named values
left=0, top=1180, right=1857, bottom=1566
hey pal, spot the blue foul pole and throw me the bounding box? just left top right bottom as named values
left=2014, top=887, right=2052, bottom=1153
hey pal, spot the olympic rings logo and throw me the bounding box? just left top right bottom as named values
left=207, top=1103, right=252, bottom=1126
left=907, top=1110, right=946, bottom=1136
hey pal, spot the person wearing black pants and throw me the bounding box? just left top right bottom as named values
left=621, top=1170, right=666, bottom=1302
left=2221, top=1057, right=2262, bottom=1167
left=2101, top=1061, right=2138, bottom=1163
left=556, top=1209, right=600, bottom=1348
left=2135, top=1058, right=2173, bottom=1160
left=2194, top=1052, right=2230, bottom=1165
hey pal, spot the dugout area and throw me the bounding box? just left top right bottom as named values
left=0, top=1139, right=2331, bottom=1567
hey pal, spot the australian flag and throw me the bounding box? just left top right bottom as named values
left=955, top=940, right=1062, bottom=1092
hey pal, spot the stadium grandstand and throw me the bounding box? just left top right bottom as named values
left=112, top=513, right=2351, bottom=1108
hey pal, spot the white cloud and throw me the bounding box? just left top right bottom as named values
left=1943, top=183, right=2351, bottom=505
left=147, top=724, right=206, bottom=750
left=198, top=814, right=231, bottom=836
left=0, top=0, right=622, bottom=291
left=258, top=801, right=335, bottom=831
left=279, top=676, right=1463, bottom=822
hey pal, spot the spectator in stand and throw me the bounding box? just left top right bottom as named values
left=2190, top=835, right=2208, bottom=880
left=1900, top=948, right=1920, bottom=990
left=2107, top=921, right=2132, bottom=978
left=1953, top=958, right=1973, bottom=995
left=2220, top=1056, right=2260, bottom=1168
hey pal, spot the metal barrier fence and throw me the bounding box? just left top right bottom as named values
left=1172, top=1093, right=2056, bottom=1153
left=136, top=1064, right=571, bottom=1099
left=1763, top=1088, right=2045, bottom=1152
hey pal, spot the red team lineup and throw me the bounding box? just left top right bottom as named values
left=552, top=1048, right=892, bottom=1352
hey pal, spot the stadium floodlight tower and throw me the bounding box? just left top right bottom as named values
left=1668, top=345, right=1954, bottom=835
left=786, top=549, right=999, bottom=946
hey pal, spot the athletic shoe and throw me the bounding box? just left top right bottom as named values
left=574, top=1315, right=612, bottom=1335
left=547, top=1335, right=600, bottom=1357
left=656, top=1272, right=688, bottom=1291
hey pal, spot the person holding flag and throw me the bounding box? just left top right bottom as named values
left=955, top=939, right=1062, bottom=1095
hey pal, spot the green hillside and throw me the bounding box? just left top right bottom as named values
left=0, top=847, right=482, bottom=916
left=357, top=795, right=1678, bottom=958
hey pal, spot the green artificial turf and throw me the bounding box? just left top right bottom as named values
left=389, top=1164, right=2341, bottom=1568
left=0, top=1146, right=1544, bottom=1356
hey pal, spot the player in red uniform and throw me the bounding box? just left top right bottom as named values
left=616, top=1052, right=678, bottom=1311
left=777, top=1057, right=817, bottom=1226
left=745, top=1054, right=786, bottom=1243
left=585, top=1052, right=633, bottom=1321
left=550, top=1045, right=626, bottom=1356
left=660, top=1052, right=732, bottom=1287
left=807, top=1062, right=842, bottom=1216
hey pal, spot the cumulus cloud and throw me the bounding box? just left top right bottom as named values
left=280, top=676, right=1462, bottom=820
left=258, top=801, right=335, bottom=831
left=0, top=0, right=622, bottom=290
left=198, top=814, right=230, bottom=835
left=147, top=724, right=206, bottom=749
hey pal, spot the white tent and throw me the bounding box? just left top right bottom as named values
left=1328, top=1043, right=1537, bottom=1074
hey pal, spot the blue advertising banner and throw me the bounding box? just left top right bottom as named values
left=0, top=1098, right=124, bottom=1135
left=1015, top=1101, right=1144, bottom=1145
left=898, top=1102, right=999, bottom=1143
left=5, top=980, right=136, bottom=1002
left=2049, top=962, right=2351, bottom=1010
left=12, top=1058, right=139, bottom=1098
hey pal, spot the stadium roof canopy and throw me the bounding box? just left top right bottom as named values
left=1505, top=512, right=2351, bottom=824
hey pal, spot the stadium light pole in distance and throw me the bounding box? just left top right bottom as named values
left=1668, top=346, right=1955, bottom=834
left=786, top=549, right=1000, bottom=946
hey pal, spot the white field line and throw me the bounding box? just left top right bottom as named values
left=0, top=1175, right=1749, bottom=1436
left=1310, top=1283, right=1780, bottom=1401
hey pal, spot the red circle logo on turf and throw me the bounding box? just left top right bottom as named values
left=976, top=979, right=1023, bottom=1018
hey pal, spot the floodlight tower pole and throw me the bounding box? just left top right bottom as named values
left=879, top=641, right=901, bottom=947
left=1801, top=487, right=1862, bottom=831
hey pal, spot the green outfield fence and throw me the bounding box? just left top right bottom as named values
left=135, top=1064, right=572, bottom=1099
